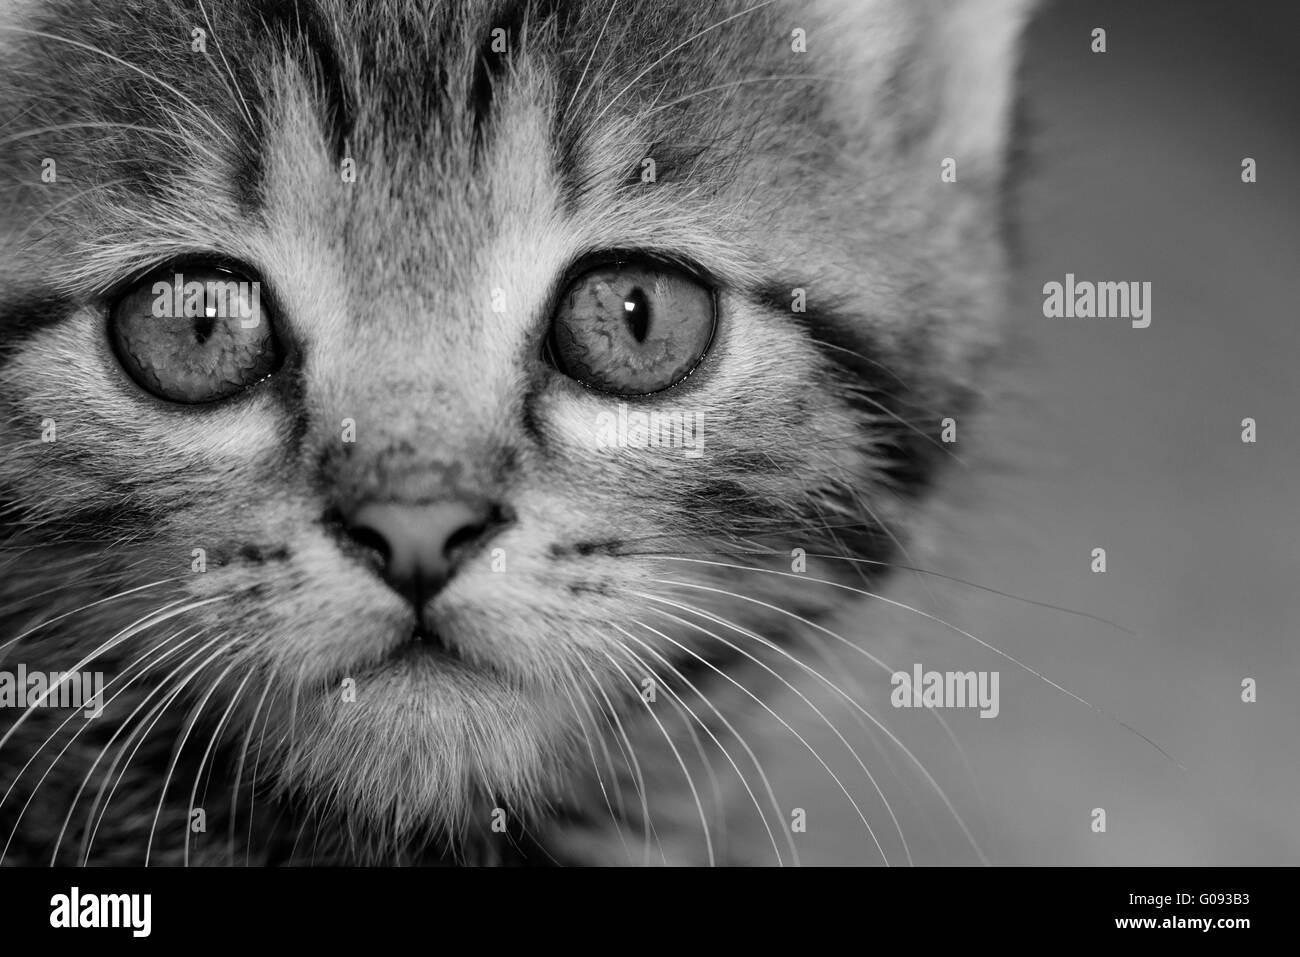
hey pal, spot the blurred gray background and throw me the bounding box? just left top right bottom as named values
left=724, top=0, right=1300, bottom=866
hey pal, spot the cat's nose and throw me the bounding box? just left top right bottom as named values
left=342, top=500, right=510, bottom=605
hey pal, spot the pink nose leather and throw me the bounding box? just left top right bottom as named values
left=345, top=500, right=489, bottom=601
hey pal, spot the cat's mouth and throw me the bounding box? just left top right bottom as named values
left=374, top=617, right=503, bottom=678
left=388, top=621, right=459, bottom=664
left=409, top=621, right=444, bottom=648
left=336, top=621, right=476, bottom=687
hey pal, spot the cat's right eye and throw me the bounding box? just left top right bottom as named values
left=109, top=264, right=284, bottom=404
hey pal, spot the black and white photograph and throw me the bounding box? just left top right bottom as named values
left=0, top=0, right=1293, bottom=934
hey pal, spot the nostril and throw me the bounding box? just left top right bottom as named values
left=345, top=524, right=392, bottom=567
left=445, top=508, right=496, bottom=553
left=444, top=503, right=513, bottom=561
left=444, top=521, right=485, bottom=558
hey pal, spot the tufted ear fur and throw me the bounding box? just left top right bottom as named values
left=929, top=0, right=1038, bottom=177
left=806, top=0, right=1037, bottom=182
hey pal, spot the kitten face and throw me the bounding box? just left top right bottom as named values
left=0, top=0, right=1030, bottom=858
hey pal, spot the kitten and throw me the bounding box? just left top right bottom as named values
left=0, top=0, right=1033, bottom=865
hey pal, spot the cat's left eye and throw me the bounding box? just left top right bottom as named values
left=109, top=264, right=284, bottom=404
left=548, top=260, right=715, bottom=395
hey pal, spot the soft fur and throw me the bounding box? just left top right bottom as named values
left=0, top=0, right=1032, bottom=864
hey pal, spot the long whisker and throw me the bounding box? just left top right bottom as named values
left=720, top=540, right=989, bottom=810
left=657, top=566, right=1181, bottom=767
left=74, top=631, right=235, bottom=865
left=609, top=634, right=729, bottom=859
left=0, top=626, right=198, bottom=863
left=637, top=597, right=900, bottom=865
left=602, top=648, right=715, bottom=867
left=555, top=673, right=634, bottom=864
left=183, top=667, right=254, bottom=866
left=619, top=622, right=796, bottom=866
left=573, top=657, right=666, bottom=866
left=641, top=586, right=988, bottom=864
left=228, top=676, right=275, bottom=863
left=0, top=594, right=225, bottom=761
left=0, top=577, right=186, bottom=654
left=799, top=552, right=1137, bottom=635
left=631, top=547, right=1137, bottom=635
left=244, top=680, right=282, bottom=866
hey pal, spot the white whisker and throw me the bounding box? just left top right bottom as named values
left=620, top=622, right=796, bottom=866
left=602, top=648, right=715, bottom=867
left=634, top=595, right=898, bottom=865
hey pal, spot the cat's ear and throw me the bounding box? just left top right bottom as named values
left=925, top=0, right=1038, bottom=178
left=811, top=0, right=1038, bottom=182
